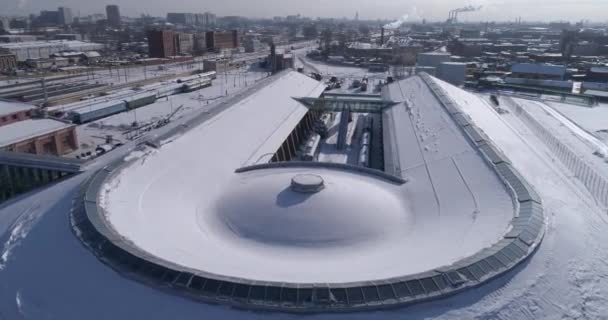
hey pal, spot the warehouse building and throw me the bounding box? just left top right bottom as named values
left=0, top=51, right=17, bottom=71
left=0, top=119, right=77, bottom=155
left=174, top=33, right=194, bottom=55
left=0, top=100, right=35, bottom=127
left=417, top=52, right=452, bottom=69
left=0, top=118, right=78, bottom=156
left=510, top=63, right=567, bottom=81
left=0, top=35, right=38, bottom=43
left=205, top=30, right=239, bottom=51
left=437, top=62, right=468, bottom=86
left=0, top=40, right=104, bottom=62
left=147, top=30, right=175, bottom=58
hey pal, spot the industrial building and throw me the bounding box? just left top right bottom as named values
left=36, top=10, right=61, bottom=26
left=106, top=5, right=121, bottom=26
left=202, top=58, right=229, bottom=72
left=193, top=33, right=206, bottom=53
left=417, top=52, right=451, bottom=69
left=510, top=63, right=567, bottom=80
left=205, top=30, right=239, bottom=51
left=0, top=51, right=17, bottom=71
left=437, top=62, right=468, bottom=85
left=174, top=33, right=194, bottom=55
left=0, top=118, right=77, bottom=156
left=167, top=13, right=196, bottom=25
left=0, top=35, right=38, bottom=43
left=70, top=71, right=544, bottom=312
left=0, top=96, right=77, bottom=156
left=58, top=7, right=74, bottom=25
left=195, top=12, right=216, bottom=27
left=147, top=30, right=175, bottom=58
left=268, top=46, right=294, bottom=73
left=242, top=35, right=267, bottom=53
left=0, top=100, right=34, bottom=127
left=0, top=40, right=104, bottom=62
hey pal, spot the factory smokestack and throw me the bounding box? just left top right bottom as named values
left=380, top=27, right=385, bottom=46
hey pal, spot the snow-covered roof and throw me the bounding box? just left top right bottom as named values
left=0, top=40, right=102, bottom=50
left=418, top=51, right=451, bottom=56
left=590, top=66, right=608, bottom=74
left=0, top=99, right=35, bottom=116
left=0, top=118, right=74, bottom=147
left=348, top=42, right=377, bottom=50
left=84, top=51, right=101, bottom=58
left=584, top=89, right=608, bottom=98
left=95, top=72, right=515, bottom=286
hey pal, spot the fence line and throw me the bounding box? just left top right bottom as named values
left=504, top=97, right=608, bottom=209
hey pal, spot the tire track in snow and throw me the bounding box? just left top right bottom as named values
left=0, top=204, right=42, bottom=271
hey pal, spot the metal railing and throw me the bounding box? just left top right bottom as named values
left=504, top=96, right=608, bottom=210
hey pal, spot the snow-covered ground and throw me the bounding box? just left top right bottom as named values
left=72, top=69, right=269, bottom=157
left=296, top=54, right=389, bottom=82
left=2, top=65, right=608, bottom=319
left=548, top=101, right=608, bottom=143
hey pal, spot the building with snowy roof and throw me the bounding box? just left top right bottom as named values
left=71, top=71, right=545, bottom=312
left=0, top=99, right=35, bottom=127
left=0, top=118, right=77, bottom=156
left=0, top=40, right=104, bottom=61
left=510, top=63, right=567, bottom=80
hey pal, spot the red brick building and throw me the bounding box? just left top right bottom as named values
left=0, top=119, right=78, bottom=156
left=1, top=101, right=77, bottom=156
left=0, top=100, right=34, bottom=127
left=147, top=30, right=175, bottom=58
left=205, top=30, right=239, bottom=51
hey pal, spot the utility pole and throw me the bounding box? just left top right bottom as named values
left=41, top=77, right=48, bottom=105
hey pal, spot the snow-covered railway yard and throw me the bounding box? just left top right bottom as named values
left=1, top=64, right=608, bottom=318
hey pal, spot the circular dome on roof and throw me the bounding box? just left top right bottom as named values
left=201, top=169, right=411, bottom=249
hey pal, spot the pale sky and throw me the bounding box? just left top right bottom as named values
left=4, top=0, right=608, bottom=22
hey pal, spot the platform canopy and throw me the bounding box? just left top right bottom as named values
left=293, top=93, right=398, bottom=113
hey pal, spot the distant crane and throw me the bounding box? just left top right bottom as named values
left=447, top=5, right=482, bottom=24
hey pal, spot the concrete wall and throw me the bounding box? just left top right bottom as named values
left=5, top=126, right=78, bottom=156
left=0, top=164, right=68, bottom=203
left=0, top=110, right=32, bottom=127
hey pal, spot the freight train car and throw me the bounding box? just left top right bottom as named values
left=71, top=100, right=127, bottom=124
left=124, top=92, right=157, bottom=110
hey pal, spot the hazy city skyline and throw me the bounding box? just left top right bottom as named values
left=4, top=0, right=608, bottom=23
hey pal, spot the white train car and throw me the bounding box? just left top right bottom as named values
left=299, top=133, right=321, bottom=161
left=177, top=71, right=217, bottom=83
left=358, top=145, right=370, bottom=167
left=155, top=83, right=185, bottom=98
left=183, top=79, right=212, bottom=92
